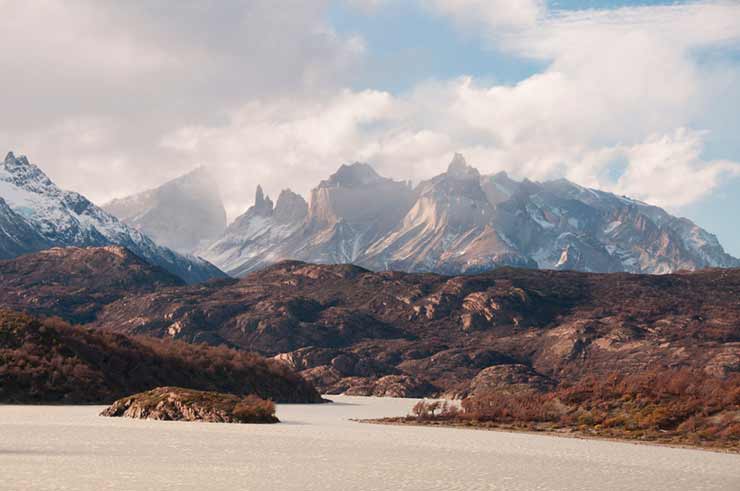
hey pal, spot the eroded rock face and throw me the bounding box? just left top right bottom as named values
left=466, top=364, right=556, bottom=397
left=100, top=387, right=279, bottom=424
left=343, top=375, right=436, bottom=398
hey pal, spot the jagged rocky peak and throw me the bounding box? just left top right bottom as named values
left=322, top=162, right=383, bottom=188
left=274, top=189, right=308, bottom=224
left=1, top=151, right=55, bottom=191
left=418, top=153, right=489, bottom=205
left=4, top=151, right=33, bottom=171
left=198, top=153, right=739, bottom=277
left=446, top=153, right=480, bottom=180
left=3, top=151, right=28, bottom=166
left=252, top=185, right=274, bottom=216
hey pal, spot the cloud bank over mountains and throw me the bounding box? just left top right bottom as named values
left=1, top=0, right=738, bottom=225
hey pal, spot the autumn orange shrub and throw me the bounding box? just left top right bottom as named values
left=409, top=369, right=739, bottom=448
left=0, top=309, right=321, bottom=404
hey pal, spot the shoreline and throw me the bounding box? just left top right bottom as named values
left=355, top=417, right=740, bottom=455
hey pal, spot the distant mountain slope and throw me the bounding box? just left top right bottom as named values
left=199, top=154, right=739, bottom=276
left=201, top=186, right=308, bottom=276
left=0, top=309, right=321, bottom=404
left=0, top=197, right=50, bottom=258
left=103, top=166, right=227, bottom=253
left=363, top=155, right=535, bottom=273
left=0, top=152, right=226, bottom=283
left=488, top=175, right=740, bottom=274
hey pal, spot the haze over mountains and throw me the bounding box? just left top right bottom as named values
left=103, top=167, right=227, bottom=253
left=0, top=152, right=224, bottom=283
left=192, top=154, right=737, bottom=276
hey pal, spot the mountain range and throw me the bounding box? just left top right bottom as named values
left=2, top=150, right=737, bottom=281
left=0, top=152, right=225, bottom=283
left=194, top=153, right=739, bottom=276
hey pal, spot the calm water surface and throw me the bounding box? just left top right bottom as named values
left=0, top=395, right=738, bottom=490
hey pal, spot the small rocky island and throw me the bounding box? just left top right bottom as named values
left=101, top=387, right=279, bottom=424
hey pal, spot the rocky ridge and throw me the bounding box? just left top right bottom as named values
left=198, top=154, right=738, bottom=276
left=2, top=246, right=736, bottom=398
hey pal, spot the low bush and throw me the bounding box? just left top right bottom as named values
left=0, top=309, right=321, bottom=404
left=409, top=369, right=740, bottom=449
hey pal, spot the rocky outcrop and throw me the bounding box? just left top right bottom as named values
left=466, top=364, right=556, bottom=397
left=343, top=375, right=437, bottom=398
left=100, top=387, right=279, bottom=423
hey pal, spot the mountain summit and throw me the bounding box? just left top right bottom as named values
left=103, top=166, right=227, bottom=253
left=446, top=153, right=480, bottom=180
left=0, top=152, right=225, bottom=283
left=198, top=154, right=739, bottom=276
left=323, top=162, right=384, bottom=187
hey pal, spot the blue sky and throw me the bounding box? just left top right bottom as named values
left=328, top=2, right=547, bottom=91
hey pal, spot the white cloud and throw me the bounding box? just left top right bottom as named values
left=161, top=90, right=397, bottom=218
left=424, top=0, right=545, bottom=31
left=163, top=43, right=740, bottom=218
left=0, top=0, right=363, bottom=204
left=2, top=0, right=739, bottom=222
left=611, top=129, right=740, bottom=208
left=343, top=1, right=740, bottom=210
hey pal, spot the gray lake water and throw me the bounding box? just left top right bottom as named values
left=0, top=395, right=738, bottom=490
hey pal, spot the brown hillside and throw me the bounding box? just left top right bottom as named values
left=0, top=309, right=321, bottom=404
